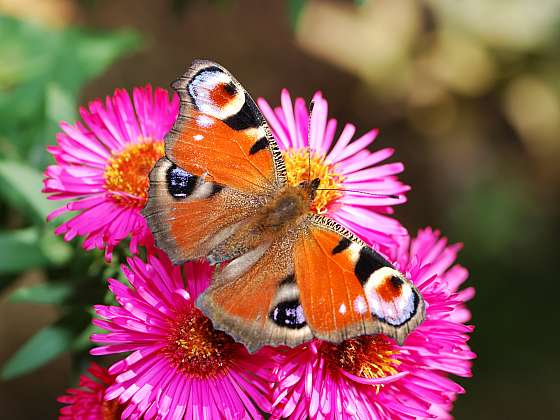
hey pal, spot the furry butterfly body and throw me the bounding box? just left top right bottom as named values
left=143, top=60, right=425, bottom=352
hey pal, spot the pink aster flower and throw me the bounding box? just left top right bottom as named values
left=58, top=362, right=123, bottom=419
left=43, top=85, right=179, bottom=260
left=272, top=227, right=475, bottom=419
left=90, top=251, right=276, bottom=419
left=258, top=90, right=409, bottom=252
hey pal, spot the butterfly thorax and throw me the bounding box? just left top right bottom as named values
left=205, top=181, right=317, bottom=265
left=261, top=181, right=316, bottom=231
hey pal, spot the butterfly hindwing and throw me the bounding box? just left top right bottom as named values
left=196, top=229, right=313, bottom=353
left=143, top=157, right=264, bottom=263
left=294, top=215, right=425, bottom=345
left=196, top=213, right=425, bottom=352
left=166, top=60, right=286, bottom=194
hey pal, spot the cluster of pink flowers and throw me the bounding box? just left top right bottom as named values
left=48, top=86, right=475, bottom=419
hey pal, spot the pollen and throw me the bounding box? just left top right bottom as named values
left=321, top=335, right=400, bottom=390
left=163, top=305, right=237, bottom=379
left=101, top=399, right=123, bottom=420
left=283, top=149, right=345, bottom=214
left=103, top=139, right=164, bottom=207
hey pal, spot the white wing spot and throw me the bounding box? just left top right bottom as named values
left=353, top=296, right=367, bottom=314
left=338, top=303, right=347, bottom=315
left=197, top=115, right=213, bottom=128
left=193, top=134, right=204, bottom=141
left=295, top=305, right=306, bottom=324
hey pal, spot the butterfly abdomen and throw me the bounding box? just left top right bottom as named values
left=262, top=186, right=308, bottom=231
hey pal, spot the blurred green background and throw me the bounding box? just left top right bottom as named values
left=1, top=0, right=559, bottom=418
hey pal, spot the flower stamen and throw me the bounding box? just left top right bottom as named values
left=104, top=139, right=164, bottom=207
left=283, top=149, right=345, bottom=214
left=101, top=399, right=123, bottom=420
left=321, top=335, right=400, bottom=389
left=163, top=306, right=237, bottom=379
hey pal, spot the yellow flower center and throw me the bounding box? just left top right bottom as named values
left=283, top=149, right=345, bottom=214
left=321, top=335, right=400, bottom=389
left=104, top=139, right=164, bottom=207
left=164, top=306, right=237, bottom=379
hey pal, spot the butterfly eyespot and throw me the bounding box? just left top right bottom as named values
left=363, top=267, right=420, bottom=327
left=166, top=164, right=197, bottom=199
left=374, top=291, right=420, bottom=327
left=188, top=67, right=246, bottom=122
left=269, top=300, right=307, bottom=329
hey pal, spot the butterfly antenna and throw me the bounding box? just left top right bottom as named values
left=307, top=100, right=315, bottom=183
left=315, top=188, right=401, bottom=199
left=308, top=146, right=311, bottom=182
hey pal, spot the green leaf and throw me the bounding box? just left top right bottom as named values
left=1, top=310, right=90, bottom=380
left=0, top=228, right=48, bottom=274
left=288, top=0, right=308, bottom=30
left=1, top=322, right=74, bottom=380
left=9, top=282, right=73, bottom=305
left=72, top=320, right=103, bottom=352
left=39, top=229, right=73, bottom=266
left=0, top=228, right=71, bottom=274
left=45, top=82, right=77, bottom=134
left=0, top=15, right=142, bottom=166
left=68, top=29, right=141, bottom=86
left=0, top=160, right=59, bottom=222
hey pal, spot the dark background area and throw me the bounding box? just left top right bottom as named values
left=1, top=0, right=559, bottom=418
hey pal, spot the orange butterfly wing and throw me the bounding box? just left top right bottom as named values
left=294, top=227, right=371, bottom=342
left=167, top=60, right=286, bottom=194
left=144, top=61, right=287, bottom=263
left=197, top=215, right=425, bottom=352
left=294, top=216, right=425, bottom=344
left=197, top=235, right=314, bottom=353
left=143, top=158, right=263, bottom=263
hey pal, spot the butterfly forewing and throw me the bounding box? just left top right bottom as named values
left=144, top=60, right=286, bottom=263
left=166, top=60, right=286, bottom=193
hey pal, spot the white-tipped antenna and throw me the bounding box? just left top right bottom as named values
left=306, top=97, right=400, bottom=200
left=315, top=188, right=401, bottom=199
